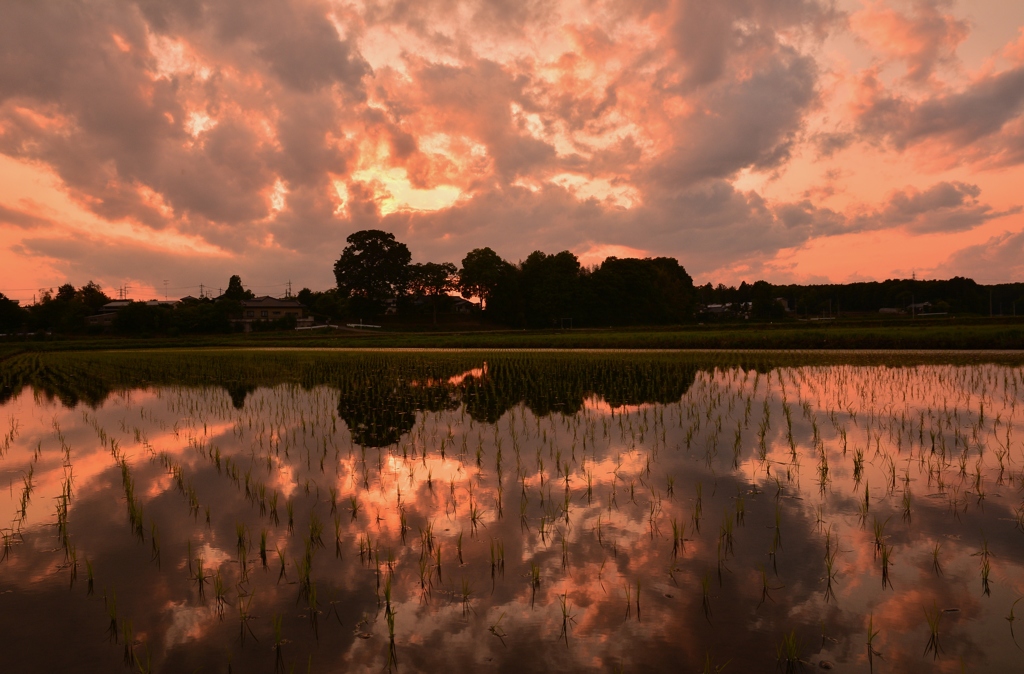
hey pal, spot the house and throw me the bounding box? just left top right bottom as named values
left=449, top=297, right=478, bottom=314
left=237, top=296, right=309, bottom=330
left=86, top=299, right=177, bottom=327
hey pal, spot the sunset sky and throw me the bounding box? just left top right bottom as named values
left=1, top=0, right=1023, bottom=302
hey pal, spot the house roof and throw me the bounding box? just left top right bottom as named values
left=241, top=296, right=304, bottom=309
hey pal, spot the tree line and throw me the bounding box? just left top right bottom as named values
left=1, top=228, right=1022, bottom=335
left=697, top=276, right=1024, bottom=319
left=311, top=229, right=1024, bottom=325
left=319, top=229, right=696, bottom=327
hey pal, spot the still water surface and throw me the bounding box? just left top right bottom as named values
left=1, top=350, right=1023, bottom=673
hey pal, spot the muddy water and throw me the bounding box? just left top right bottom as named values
left=1, top=351, right=1023, bottom=673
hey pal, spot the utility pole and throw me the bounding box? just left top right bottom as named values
left=990, top=289, right=993, bottom=317
left=286, top=280, right=292, bottom=298
left=200, top=283, right=204, bottom=299
left=163, top=280, right=168, bottom=301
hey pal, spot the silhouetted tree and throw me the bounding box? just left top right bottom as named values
left=29, top=282, right=109, bottom=333
left=333, top=230, right=411, bottom=316
left=296, top=287, right=348, bottom=322
left=588, top=257, right=694, bottom=325
left=750, top=280, right=784, bottom=320
left=519, top=251, right=582, bottom=327
left=0, top=293, right=25, bottom=333
left=408, top=261, right=457, bottom=323
left=222, top=275, right=255, bottom=301
left=459, top=247, right=513, bottom=311
left=76, top=281, right=110, bottom=312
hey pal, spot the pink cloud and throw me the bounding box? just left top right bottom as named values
left=0, top=0, right=1021, bottom=290
left=851, top=0, right=969, bottom=83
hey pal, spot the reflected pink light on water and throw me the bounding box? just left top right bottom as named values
left=1, top=358, right=1023, bottom=672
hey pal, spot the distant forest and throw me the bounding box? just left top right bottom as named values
left=1, top=229, right=1022, bottom=335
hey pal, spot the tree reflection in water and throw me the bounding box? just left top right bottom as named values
left=0, top=350, right=1022, bottom=673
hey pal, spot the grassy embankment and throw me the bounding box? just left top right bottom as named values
left=1, top=317, right=1023, bottom=353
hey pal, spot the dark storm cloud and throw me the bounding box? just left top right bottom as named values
left=665, top=0, right=838, bottom=88
left=649, top=51, right=819, bottom=191
left=850, top=181, right=1016, bottom=234
left=856, top=65, right=1024, bottom=164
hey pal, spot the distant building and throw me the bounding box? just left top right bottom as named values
left=86, top=299, right=178, bottom=327
left=237, top=296, right=309, bottom=330
left=449, top=297, right=477, bottom=314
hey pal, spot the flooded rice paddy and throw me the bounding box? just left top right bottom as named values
left=2, top=350, right=1024, bottom=673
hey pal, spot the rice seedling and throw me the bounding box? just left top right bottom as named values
left=460, top=576, right=473, bottom=615
left=671, top=518, right=685, bottom=557
left=193, top=555, right=209, bottom=600
left=273, top=614, right=286, bottom=673
left=122, top=618, right=136, bottom=668
left=214, top=569, right=228, bottom=612
left=701, top=573, right=712, bottom=623
left=0, top=530, right=12, bottom=563
left=1007, top=598, right=1023, bottom=647
left=924, top=603, right=942, bottom=659
left=308, top=511, right=325, bottom=550
left=823, top=531, right=839, bottom=603
left=135, top=640, right=152, bottom=674
left=488, top=611, right=508, bottom=646
left=776, top=630, right=801, bottom=673
left=876, top=544, right=892, bottom=590
left=872, top=517, right=889, bottom=558
left=701, top=652, right=730, bottom=674
left=558, top=591, right=577, bottom=645
left=866, top=612, right=882, bottom=670
left=106, top=590, right=118, bottom=643
left=276, top=547, right=288, bottom=583
left=489, top=538, right=505, bottom=577
left=3, top=351, right=1023, bottom=672
left=514, top=555, right=535, bottom=590
left=758, top=564, right=783, bottom=607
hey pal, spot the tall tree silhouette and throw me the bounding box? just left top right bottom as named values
left=333, top=230, right=411, bottom=316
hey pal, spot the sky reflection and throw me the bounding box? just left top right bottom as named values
left=1, top=352, right=1023, bottom=672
